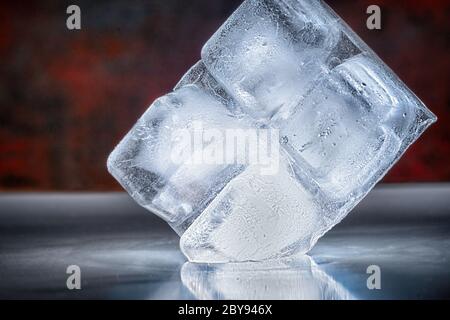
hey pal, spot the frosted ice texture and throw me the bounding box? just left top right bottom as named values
left=108, top=0, right=436, bottom=262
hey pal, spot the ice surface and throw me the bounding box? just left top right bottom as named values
left=108, top=0, right=436, bottom=262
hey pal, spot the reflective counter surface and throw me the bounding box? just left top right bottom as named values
left=0, top=184, right=449, bottom=299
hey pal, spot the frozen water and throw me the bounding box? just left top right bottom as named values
left=108, top=0, right=436, bottom=262
left=108, top=85, right=249, bottom=234
left=201, top=0, right=341, bottom=121
left=181, top=154, right=327, bottom=262
left=280, top=55, right=404, bottom=200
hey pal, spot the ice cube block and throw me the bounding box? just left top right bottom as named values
left=108, top=0, right=436, bottom=262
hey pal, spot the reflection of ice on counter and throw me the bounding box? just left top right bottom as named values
left=181, top=256, right=354, bottom=300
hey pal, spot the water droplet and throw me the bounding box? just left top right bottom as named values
left=403, top=112, right=407, bottom=118
left=280, top=136, right=289, bottom=144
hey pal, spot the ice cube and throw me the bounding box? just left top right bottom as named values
left=279, top=54, right=432, bottom=203
left=281, top=55, right=399, bottom=200
left=181, top=154, right=328, bottom=262
left=201, top=0, right=340, bottom=120
left=108, top=85, right=248, bottom=234
left=108, top=0, right=437, bottom=263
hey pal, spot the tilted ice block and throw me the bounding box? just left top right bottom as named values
left=280, top=54, right=433, bottom=204
left=181, top=154, right=328, bottom=262
left=108, top=0, right=436, bottom=262
left=108, top=85, right=250, bottom=234
left=202, top=0, right=341, bottom=120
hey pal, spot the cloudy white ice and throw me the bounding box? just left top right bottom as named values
left=108, top=0, right=436, bottom=262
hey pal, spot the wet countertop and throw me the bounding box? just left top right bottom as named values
left=0, top=184, right=449, bottom=299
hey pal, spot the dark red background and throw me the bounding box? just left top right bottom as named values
left=0, top=0, right=449, bottom=191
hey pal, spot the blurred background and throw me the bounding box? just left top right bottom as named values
left=0, top=0, right=449, bottom=191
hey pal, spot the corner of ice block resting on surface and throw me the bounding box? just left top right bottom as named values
left=180, top=155, right=332, bottom=263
